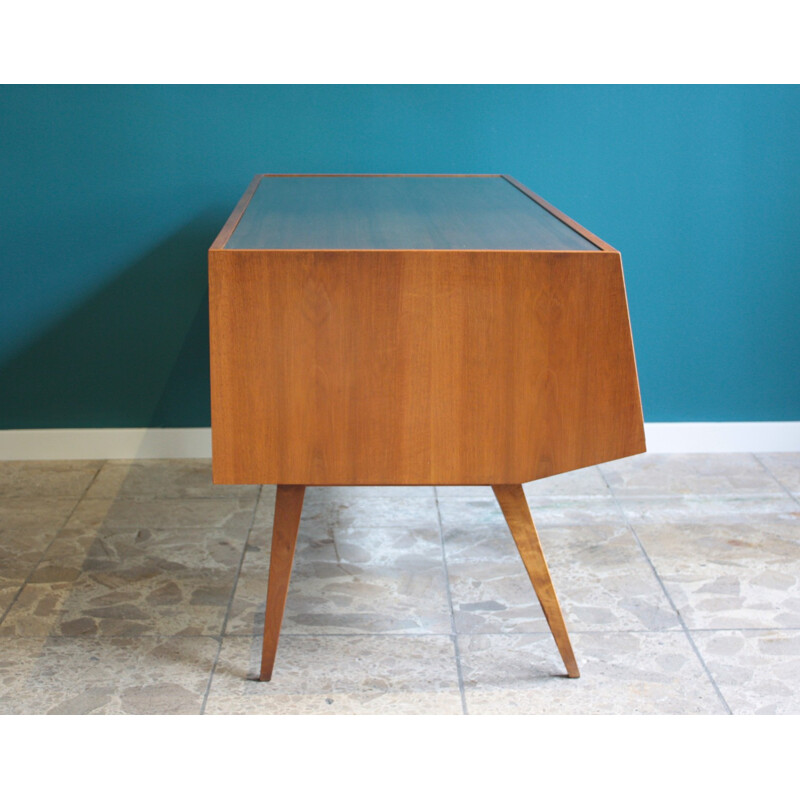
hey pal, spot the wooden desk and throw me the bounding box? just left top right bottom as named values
left=209, top=174, right=645, bottom=680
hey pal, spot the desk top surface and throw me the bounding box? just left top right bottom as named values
left=224, top=175, right=600, bottom=251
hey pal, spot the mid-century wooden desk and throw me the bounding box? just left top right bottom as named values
left=209, top=174, right=645, bottom=680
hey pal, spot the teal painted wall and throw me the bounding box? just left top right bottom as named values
left=1, top=85, right=798, bottom=428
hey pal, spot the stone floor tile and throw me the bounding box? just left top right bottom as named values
left=618, top=494, right=798, bottom=525
left=253, top=490, right=438, bottom=531
left=204, top=634, right=462, bottom=714
left=445, top=524, right=679, bottom=634
left=0, top=636, right=217, bottom=714
left=0, top=460, right=102, bottom=498
left=601, top=453, right=782, bottom=496
left=1, top=527, right=59, bottom=584
left=0, top=578, right=22, bottom=618
left=85, top=459, right=258, bottom=500
left=757, top=453, right=800, bottom=494
left=516, top=495, right=627, bottom=527
left=250, top=486, right=276, bottom=528
left=1, top=498, right=78, bottom=582
left=0, top=526, right=247, bottom=637
left=459, top=632, right=727, bottom=714
left=0, top=497, right=78, bottom=533
left=2, top=453, right=799, bottom=714
left=435, top=466, right=611, bottom=499
left=306, top=486, right=436, bottom=499
left=437, top=496, right=625, bottom=532
left=65, top=496, right=256, bottom=531
left=435, top=485, right=495, bottom=499
left=226, top=524, right=451, bottom=636
left=634, top=521, right=800, bottom=629
left=300, top=495, right=440, bottom=529
left=523, top=467, right=612, bottom=497
left=441, top=517, right=520, bottom=565
left=692, top=629, right=800, bottom=714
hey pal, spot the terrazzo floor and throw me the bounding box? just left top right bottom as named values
left=1, top=453, right=799, bottom=714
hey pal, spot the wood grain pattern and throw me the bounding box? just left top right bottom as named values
left=492, top=484, right=579, bottom=678
left=209, top=248, right=645, bottom=485
left=260, top=484, right=305, bottom=681
left=210, top=174, right=646, bottom=682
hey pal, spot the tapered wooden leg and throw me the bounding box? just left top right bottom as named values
left=260, top=484, right=305, bottom=681
left=492, top=484, right=580, bottom=678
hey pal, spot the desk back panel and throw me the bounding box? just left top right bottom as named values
left=209, top=249, right=645, bottom=485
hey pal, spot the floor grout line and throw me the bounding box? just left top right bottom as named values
left=5, top=625, right=800, bottom=642
left=434, top=487, right=469, bottom=715
left=600, top=469, right=734, bottom=714
left=0, top=633, right=227, bottom=639
left=0, top=460, right=105, bottom=630
left=680, top=627, right=800, bottom=633
left=751, top=453, right=800, bottom=509
left=199, top=637, right=223, bottom=715
left=4, top=458, right=800, bottom=714
left=219, top=484, right=263, bottom=639
left=200, top=484, right=264, bottom=713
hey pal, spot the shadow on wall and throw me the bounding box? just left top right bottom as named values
left=0, top=210, right=227, bottom=429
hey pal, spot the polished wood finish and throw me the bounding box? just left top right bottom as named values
left=492, top=484, right=579, bottom=678
left=260, top=484, right=305, bottom=681
left=210, top=174, right=646, bottom=681
left=209, top=248, right=644, bottom=485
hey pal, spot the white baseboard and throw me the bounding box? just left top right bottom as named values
left=0, top=423, right=798, bottom=461
left=0, top=428, right=212, bottom=460
left=643, top=422, right=800, bottom=453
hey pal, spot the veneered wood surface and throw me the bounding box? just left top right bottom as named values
left=493, top=484, right=579, bottom=678
left=209, top=248, right=645, bottom=485
left=224, top=176, right=598, bottom=252
left=260, top=484, right=305, bottom=681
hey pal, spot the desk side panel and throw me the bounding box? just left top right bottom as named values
left=209, top=249, right=434, bottom=484
left=429, top=251, right=645, bottom=483
left=209, top=250, right=645, bottom=485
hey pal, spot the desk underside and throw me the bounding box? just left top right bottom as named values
left=209, top=249, right=645, bottom=485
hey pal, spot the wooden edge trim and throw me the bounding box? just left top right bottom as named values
left=615, top=252, right=647, bottom=450
left=210, top=174, right=616, bottom=253
left=209, top=175, right=263, bottom=251
left=501, top=175, right=616, bottom=252
left=213, top=248, right=616, bottom=255
left=256, top=173, right=503, bottom=178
